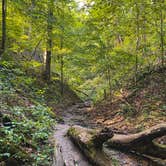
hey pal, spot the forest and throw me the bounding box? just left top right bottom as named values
left=0, top=0, right=165, bottom=166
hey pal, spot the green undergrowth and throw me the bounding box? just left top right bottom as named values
left=0, top=61, right=56, bottom=165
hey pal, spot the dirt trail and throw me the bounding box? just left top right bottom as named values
left=53, top=104, right=92, bottom=166
left=53, top=103, right=164, bottom=166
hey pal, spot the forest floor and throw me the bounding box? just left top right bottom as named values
left=53, top=67, right=166, bottom=166
left=0, top=60, right=165, bottom=165
left=53, top=103, right=165, bottom=166
left=85, top=67, right=166, bottom=134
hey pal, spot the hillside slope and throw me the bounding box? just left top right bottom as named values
left=0, top=60, right=80, bottom=166
left=87, top=67, right=166, bottom=133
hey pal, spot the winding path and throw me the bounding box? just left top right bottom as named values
left=53, top=104, right=92, bottom=166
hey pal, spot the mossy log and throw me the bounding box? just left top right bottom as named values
left=68, top=126, right=112, bottom=166
left=92, top=127, right=114, bottom=148
left=67, top=125, right=164, bottom=166
left=106, top=123, right=166, bottom=159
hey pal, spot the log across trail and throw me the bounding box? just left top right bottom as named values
left=68, top=124, right=166, bottom=166
left=53, top=124, right=91, bottom=166
left=106, top=123, right=166, bottom=159
left=53, top=103, right=166, bottom=166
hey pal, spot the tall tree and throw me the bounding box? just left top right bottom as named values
left=60, top=31, right=64, bottom=95
left=0, top=0, right=7, bottom=57
left=45, top=0, right=54, bottom=80
left=135, top=2, right=140, bottom=84
left=160, top=0, right=165, bottom=67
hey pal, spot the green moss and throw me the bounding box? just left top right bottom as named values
left=112, top=158, right=120, bottom=166
left=68, top=127, right=79, bottom=137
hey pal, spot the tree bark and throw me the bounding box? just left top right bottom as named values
left=68, top=123, right=166, bottom=160
left=106, top=123, right=166, bottom=159
left=44, top=0, right=54, bottom=81
left=135, top=2, right=140, bottom=85
left=160, top=1, right=164, bottom=67
left=68, top=125, right=165, bottom=165
left=68, top=125, right=112, bottom=166
left=0, top=0, right=7, bottom=57
left=60, top=33, right=64, bottom=96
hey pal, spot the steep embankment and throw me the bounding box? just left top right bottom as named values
left=0, top=60, right=80, bottom=166
left=87, top=67, right=166, bottom=133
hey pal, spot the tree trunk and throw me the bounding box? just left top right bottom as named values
left=106, top=123, right=166, bottom=159
left=0, top=0, right=7, bottom=57
left=68, top=125, right=164, bottom=165
left=68, top=125, right=113, bottom=166
left=141, top=3, right=147, bottom=58
left=135, top=3, right=140, bottom=85
left=160, top=1, right=164, bottom=67
left=68, top=123, right=166, bottom=159
left=60, top=34, right=64, bottom=96
left=44, top=0, right=54, bottom=81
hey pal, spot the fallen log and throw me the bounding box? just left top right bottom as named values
left=106, top=123, right=166, bottom=159
left=68, top=125, right=163, bottom=166
left=67, top=126, right=113, bottom=166
left=92, top=127, right=114, bottom=148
